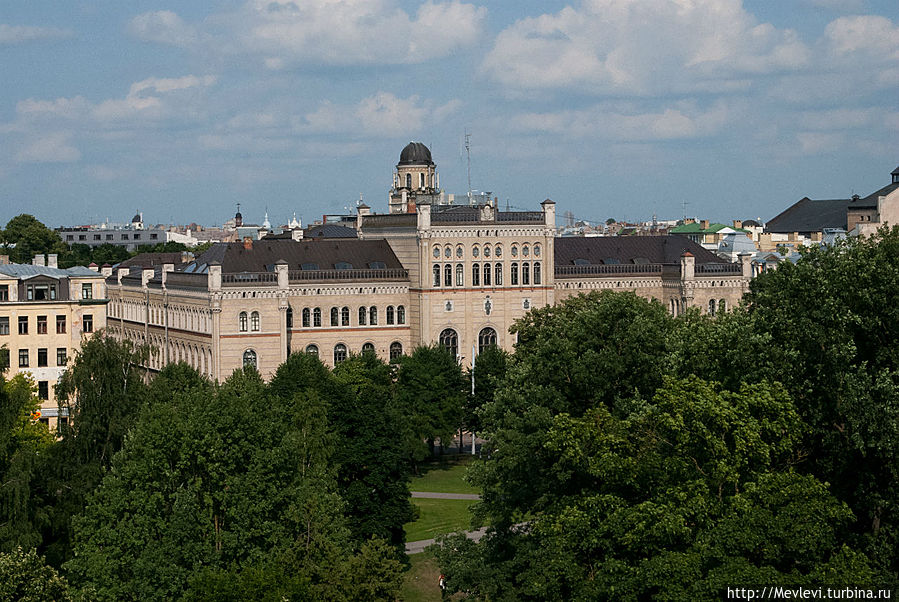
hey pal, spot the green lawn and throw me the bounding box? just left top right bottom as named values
left=410, top=458, right=479, bottom=494
left=404, top=498, right=476, bottom=542
left=400, top=550, right=442, bottom=602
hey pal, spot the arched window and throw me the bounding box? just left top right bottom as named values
left=433, top=246, right=440, bottom=258
left=719, top=299, right=726, bottom=313
left=472, top=263, right=480, bottom=286
left=238, top=311, right=248, bottom=332
left=313, top=307, right=322, bottom=327
left=334, top=344, right=347, bottom=365
left=523, top=245, right=530, bottom=257
left=444, top=264, right=452, bottom=287
left=405, top=173, right=411, bottom=188
left=484, top=245, right=491, bottom=258
left=250, top=311, right=260, bottom=332
left=511, top=262, right=519, bottom=285
left=444, top=246, right=452, bottom=259
left=420, top=172, right=425, bottom=189
left=478, top=327, right=497, bottom=353
left=305, top=344, right=318, bottom=357
left=397, top=305, right=406, bottom=324
left=495, top=263, right=503, bottom=285
left=534, top=243, right=541, bottom=257
left=369, top=306, right=378, bottom=325
left=243, top=349, right=257, bottom=369
left=483, top=263, right=491, bottom=286
left=534, top=262, right=541, bottom=285
left=359, top=306, right=367, bottom=325
left=456, top=264, right=464, bottom=286
left=708, top=299, right=716, bottom=316
left=522, top=262, right=530, bottom=285
left=330, top=307, right=339, bottom=326
left=362, top=342, right=375, bottom=355
left=511, top=245, right=518, bottom=258
left=386, top=305, right=395, bottom=325
left=302, top=308, right=310, bottom=327
left=472, top=245, right=480, bottom=258
left=341, top=306, right=350, bottom=326
left=286, top=307, right=293, bottom=328
left=495, top=245, right=502, bottom=258
left=389, top=341, right=403, bottom=360
left=439, top=329, right=458, bottom=359
left=433, top=265, right=441, bottom=287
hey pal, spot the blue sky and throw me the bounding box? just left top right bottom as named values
left=1, top=0, right=897, bottom=228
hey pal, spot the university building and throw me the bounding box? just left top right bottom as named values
left=106, top=143, right=752, bottom=380
left=0, top=255, right=108, bottom=429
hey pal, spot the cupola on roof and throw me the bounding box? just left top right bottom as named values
left=132, top=212, right=141, bottom=223
left=398, top=141, right=434, bottom=166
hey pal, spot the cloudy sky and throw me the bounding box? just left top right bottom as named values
left=1, top=0, right=897, bottom=228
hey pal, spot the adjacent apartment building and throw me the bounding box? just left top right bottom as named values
left=0, top=255, right=108, bottom=430
left=105, top=143, right=753, bottom=380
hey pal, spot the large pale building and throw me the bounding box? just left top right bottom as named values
left=0, top=256, right=108, bottom=429
left=106, top=143, right=751, bottom=380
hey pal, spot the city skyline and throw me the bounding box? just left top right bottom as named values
left=1, top=0, right=897, bottom=228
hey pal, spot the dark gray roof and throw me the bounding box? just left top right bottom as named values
left=304, top=224, right=358, bottom=238
left=848, top=182, right=899, bottom=209
left=765, top=197, right=849, bottom=234
left=554, top=235, right=727, bottom=266
left=116, top=252, right=185, bottom=268
left=398, top=141, right=434, bottom=166
left=190, top=239, right=403, bottom=273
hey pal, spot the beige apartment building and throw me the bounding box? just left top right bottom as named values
left=106, top=143, right=752, bottom=380
left=0, top=256, right=108, bottom=429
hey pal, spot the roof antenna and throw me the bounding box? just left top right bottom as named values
left=465, top=131, right=472, bottom=205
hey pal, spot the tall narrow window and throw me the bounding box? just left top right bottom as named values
left=483, top=263, right=491, bottom=286
left=83, top=314, right=93, bottom=333
left=473, top=263, right=480, bottom=286
left=522, top=262, right=530, bottom=285
left=37, top=315, right=47, bottom=334
left=82, top=283, right=93, bottom=299
left=386, top=306, right=395, bottom=325
left=0, top=317, right=8, bottom=335
left=405, top=173, right=411, bottom=188
left=243, top=349, right=257, bottom=368
left=420, top=172, right=425, bottom=189
left=302, top=308, right=310, bottom=327
left=362, top=342, right=375, bottom=355
left=359, top=306, right=367, bottom=325
left=439, top=329, right=458, bottom=359
left=511, top=263, right=519, bottom=285
left=286, top=307, right=293, bottom=328
left=330, top=307, right=339, bottom=326
left=397, top=305, right=406, bottom=324
left=433, top=265, right=441, bottom=287
left=478, top=327, right=497, bottom=353
left=250, top=311, right=260, bottom=332
left=37, top=348, right=48, bottom=367
left=390, top=342, right=403, bottom=360
left=456, top=264, right=464, bottom=286
left=18, top=316, right=28, bottom=335
left=18, top=349, right=28, bottom=367
left=239, top=312, right=248, bottom=332
left=57, top=347, right=67, bottom=366
left=534, top=262, right=541, bottom=285
left=444, top=264, right=452, bottom=287
left=341, top=306, right=350, bottom=326
left=334, top=344, right=347, bottom=365
left=495, top=263, right=503, bottom=286
left=313, top=308, right=322, bottom=327
left=38, top=381, right=49, bottom=400
left=370, top=306, right=378, bottom=325
left=708, top=299, right=716, bottom=316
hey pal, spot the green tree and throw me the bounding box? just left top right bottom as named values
left=394, top=345, right=466, bottom=463
left=1, top=214, right=66, bottom=264
left=0, top=547, right=73, bottom=602
left=467, top=344, right=509, bottom=435
left=332, top=353, right=413, bottom=547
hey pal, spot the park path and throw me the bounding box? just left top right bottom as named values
left=405, top=526, right=488, bottom=554
left=410, top=491, right=480, bottom=500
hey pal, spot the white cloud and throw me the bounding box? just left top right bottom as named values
left=796, top=131, right=844, bottom=154
left=0, top=24, right=72, bottom=44
left=128, top=11, right=198, bottom=47
left=93, top=75, right=217, bottom=122
left=16, top=132, right=80, bottom=163
left=295, top=92, right=460, bottom=136
left=803, top=0, right=866, bottom=12
left=16, top=96, right=91, bottom=119
left=824, top=15, right=899, bottom=60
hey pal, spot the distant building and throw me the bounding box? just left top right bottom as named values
left=0, top=255, right=108, bottom=430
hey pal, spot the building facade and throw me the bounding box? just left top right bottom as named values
left=0, top=256, right=108, bottom=429
left=106, top=143, right=751, bottom=380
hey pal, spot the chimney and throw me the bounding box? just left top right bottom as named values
left=101, top=265, right=113, bottom=277
left=208, top=262, right=222, bottom=291
left=141, top=268, right=154, bottom=288
left=47, top=254, right=58, bottom=268
left=243, top=236, right=253, bottom=250
left=0, top=255, right=9, bottom=265
left=291, top=229, right=304, bottom=241
left=541, top=199, right=556, bottom=229
left=700, top=219, right=709, bottom=230
left=680, top=251, right=695, bottom=280
left=32, top=254, right=45, bottom=267
left=88, top=262, right=99, bottom=272
left=732, top=220, right=743, bottom=230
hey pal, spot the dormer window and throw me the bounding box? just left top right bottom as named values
left=301, top=263, right=319, bottom=271
left=368, top=261, right=386, bottom=269
left=334, top=262, right=353, bottom=270
left=572, top=258, right=590, bottom=265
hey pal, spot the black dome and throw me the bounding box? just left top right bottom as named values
left=399, top=142, right=434, bottom=166
left=131, top=213, right=141, bottom=223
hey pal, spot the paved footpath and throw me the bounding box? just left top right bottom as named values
left=410, top=491, right=480, bottom=500
left=405, top=526, right=488, bottom=555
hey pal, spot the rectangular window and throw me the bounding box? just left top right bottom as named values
left=66, top=235, right=74, bottom=241
left=18, top=349, right=28, bottom=367
left=56, top=315, right=66, bottom=333
left=150, top=233, right=158, bottom=240
left=134, top=233, right=141, bottom=240
left=57, top=347, right=67, bottom=366
left=37, top=315, right=48, bottom=334
left=78, top=235, right=86, bottom=241
left=38, top=381, right=49, bottom=400
left=82, top=283, right=93, bottom=299
left=106, top=234, right=113, bottom=240
left=26, top=284, right=56, bottom=301
left=93, top=234, right=101, bottom=241
left=0, top=317, right=8, bottom=335
left=83, top=314, right=93, bottom=333
left=18, top=316, right=28, bottom=334
left=121, top=234, right=129, bottom=240
left=522, top=262, right=530, bottom=285
left=511, top=262, right=519, bottom=286
left=0, top=285, right=7, bottom=301
left=37, top=348, right=48, bottom=367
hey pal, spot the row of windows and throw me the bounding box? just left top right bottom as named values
left=438, top=327, right=498, bottom=358
left=66, top=232, right=158, bottom=242
left=13, top=347, right=69, bottom=368
left=433, top=243, right=542, bottom=260
left=0, top=314, right=91, bottom=335
left=240, top=306, right=408, bottom=331
left=242, top=341, right=406, bottom=370
left=432, top=262, right=542, bottom=287
left=0, top=283, right=94, bottom=302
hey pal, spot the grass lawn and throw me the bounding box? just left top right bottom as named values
left=410, top=457, right=479, bottom=495
left=400, top=550, right=442, bottom=602
left=404, top=498, right=476, bottom=542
